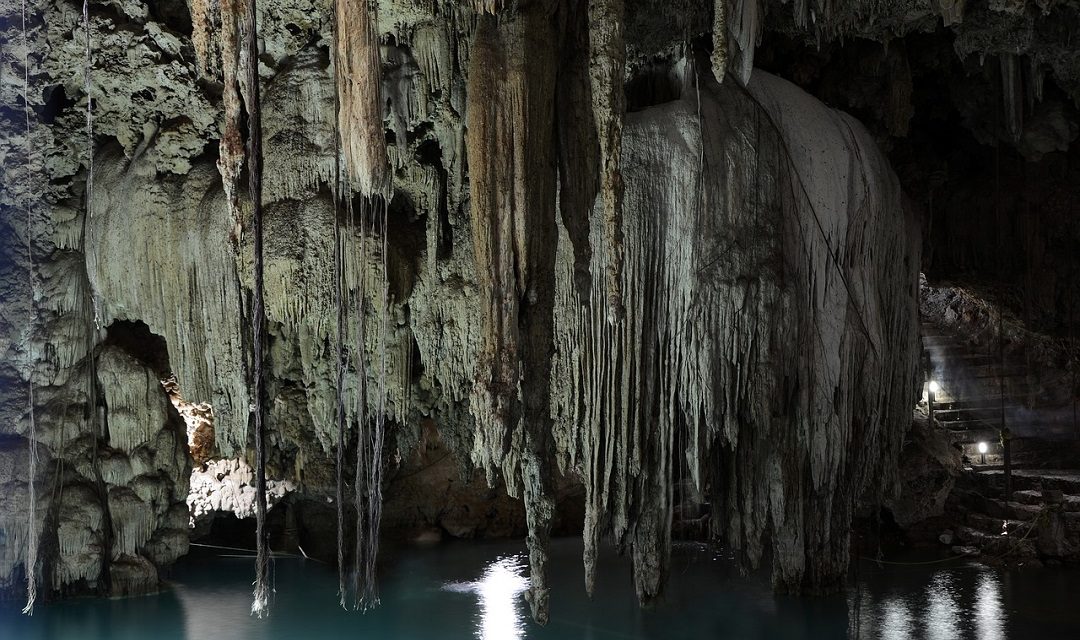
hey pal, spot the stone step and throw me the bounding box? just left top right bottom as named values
left=980, top=470, right=1080, bottom=495
left=948, top=487, right=1045, bottom=521
left=1011, top=489, right=1080, bottom=512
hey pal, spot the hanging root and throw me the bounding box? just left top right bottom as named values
left=20, top=0, right=39, bottom=617
left=589, top=0, right=627, bottom=323
left=235, top=0, right=271, bottom=618
left=331, top=0, right=349, bottom=610
left=351, top=199, right=369, bottom=609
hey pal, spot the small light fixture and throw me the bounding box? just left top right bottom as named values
left=978, top=441, right=988, bottom=465
left=928, top=380, right=941, bottom=395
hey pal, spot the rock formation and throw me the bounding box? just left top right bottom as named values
left=4, top=0, right=1077, bottom=623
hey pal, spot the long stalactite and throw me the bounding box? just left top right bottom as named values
left=218, top=0, right=246, bottom=238
left=712, top=0, right=728, bottom=81
left=588, top=0, right=627, bottom=322
left=336, top=0, right=389, bottom=198
left=466, top=2, right=562, bottom=624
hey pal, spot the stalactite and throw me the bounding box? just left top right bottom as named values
left=218, top=0, right=245, bottom=237
left=712, top=0, right=728, bottom=82
left=1001, top=53, right=1023, bottom=143
left=555, top=0, right=598, bottom=302
left=237, top=0, right=271, bottom=618
left=469, top=0, right=508, bottom=13
left=728, top=0, right=762, bottom=85
left=336, top=0, right=389, bottom=198
left=589, top=0, right=626, bottom=322
left=81, top=0, right=102, bottom=415
left=20, top=0, right=39, bottom=616
left=466, top=15, right=520, bottom=486
left=552, top=56, right=919, bottom=604
left=190, top=0, right=219, bottom=79
left=466, top=4, right=561, bottom=624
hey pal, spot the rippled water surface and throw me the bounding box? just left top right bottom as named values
left=2, top=538, right=1078, bottom=639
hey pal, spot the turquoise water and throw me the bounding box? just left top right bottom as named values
left=2, top=538, right=1078, bottom=639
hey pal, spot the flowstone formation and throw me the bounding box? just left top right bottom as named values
left=0, top=0, right=950, bottom=621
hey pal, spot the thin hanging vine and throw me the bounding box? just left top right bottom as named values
left=331, top=0, right=349, bottom=609
left=19, top=0, right=39, bottom=616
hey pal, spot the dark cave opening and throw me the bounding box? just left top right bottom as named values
left=101, top=320, right=172, bottom=378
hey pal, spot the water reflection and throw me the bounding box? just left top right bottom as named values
left=444, top=555, right=531, bottom=640
left=975, top=570, right=1005, bottom=640
left=880, top=595, right=915, bottom=640
left=852, top=566, right=1008, bottom=640
left=925, top=572, right=961, bottom=640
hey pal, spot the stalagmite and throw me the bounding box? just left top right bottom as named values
left=336, top=0, right=389, bottom=197
left=20, top=0, right=38, bottom=616
left=589, top=0, right=627, bottom=321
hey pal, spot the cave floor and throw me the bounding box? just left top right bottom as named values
left=4, top=537, right=1080, bottom=638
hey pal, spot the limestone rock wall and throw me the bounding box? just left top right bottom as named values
left=1, top=0, right=924, bottom=612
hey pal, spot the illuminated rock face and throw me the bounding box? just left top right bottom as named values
left=0, top=0, right=949, bottom=609
left=552, top=64, right=919, bottom=600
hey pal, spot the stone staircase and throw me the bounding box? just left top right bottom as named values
left=918, top=318, right=1080, bottom=563
left=920, top=319, right=1079, bottom=469
left=943, top=468, right=1080, bottom=562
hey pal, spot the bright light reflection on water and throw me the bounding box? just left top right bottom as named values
left=975, top=570, right=1005, bottom=640
left=879, top=595, right=915, bottom=640
left=925, top=572, right=961, bottom=640
left=443, top=555, right=530, bottom=640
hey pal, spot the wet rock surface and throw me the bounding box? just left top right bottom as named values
left=7, top=0, right=1078, bottom=615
